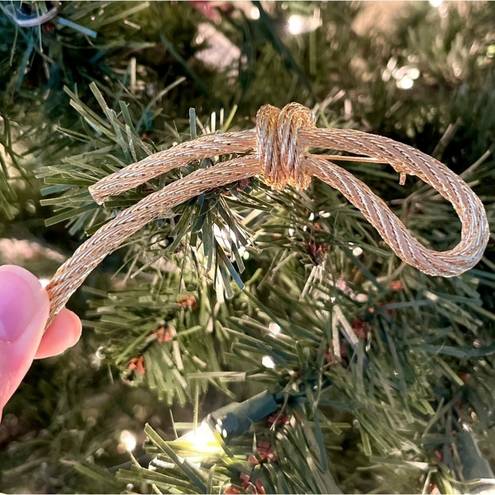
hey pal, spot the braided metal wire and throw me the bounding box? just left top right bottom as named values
left=47, top=157, right=259, bottom=322
left=46, top=103, right=489, bottom=323
left=89, top=129, right=256, bottom=205
left=256, top=103, right=315, bottom=190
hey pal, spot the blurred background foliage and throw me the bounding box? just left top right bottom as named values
left=0, top=1, right=494, bottom=493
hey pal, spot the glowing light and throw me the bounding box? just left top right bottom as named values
left=119, top=430, right=137, bottom=452
left=429, top=0, right=443, bottom=7
left=383, top=60, right=420, bottom=89
left=268, top=322, right=282, bottom=336
left=287, top=13, right=322, bottom=35
left=352, top=246, right=363, bottom=257
left=287, top=15, right=304, bottom=35
left=396, top=77, right=414, bottom=90
left=181, top=421, right=222, bottom=454
left=249, top=6, right=260, bottom=20
left=262, top=355, right=276, bottom=369
left=407, top=67, right=420, bottom=80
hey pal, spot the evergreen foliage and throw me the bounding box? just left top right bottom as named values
left=0, top=1, right=494, bottom=493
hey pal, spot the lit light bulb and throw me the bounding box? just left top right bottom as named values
left=407, top=67, right=420, bottom=80
left=268, top=322, right=282, bottom=337
left=287, top=13, right=322, bottom=35
left=352, top=246, right=363, bottom=257
left=396, top=76, right=414, bottom=90
left=249, top=6, right=260, bottom=20
left=287, top=15, right=304, bottom=35
left=180, top=421, right=222, bottom=455
left=262, top=355, right=276, bottom=369
left=119, top=430, right=137, bottom=452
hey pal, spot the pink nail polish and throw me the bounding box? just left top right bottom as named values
left=0, top=266, right=43, bottom=343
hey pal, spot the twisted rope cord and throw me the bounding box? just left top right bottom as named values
left=46, top=103, right=489, bottom=323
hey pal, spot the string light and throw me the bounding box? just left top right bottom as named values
left=249, top=6, right=260, bottom=20
left=287, top=11, right=322, bottom=36
left=179, top=421, right=223, bottom=455
left=382, top=58, right=420, bottom=90
left=352, top=246, right=363, bottom=257
left=268, top=322, right=282, bottom=336
left=262, top=355, right=276, bottom=369
left=287, top=15, right=304, bottom=35
left=149, top=392, right=280, bottom=473
left=148, top=422, right=222, bottom=471
left=396, top=76, right=414, bottom=90
left=118, top=430, right=137, bottom=452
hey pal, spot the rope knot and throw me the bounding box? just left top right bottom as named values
left=256, top=103, right=315, bottom=190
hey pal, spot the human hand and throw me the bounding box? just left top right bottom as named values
left=0, top=265, right=82, bottom=421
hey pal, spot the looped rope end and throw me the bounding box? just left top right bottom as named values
left=256, top=103, right=315, bottom=190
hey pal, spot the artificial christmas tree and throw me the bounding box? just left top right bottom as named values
left=1, top=1, right=494, bottom=493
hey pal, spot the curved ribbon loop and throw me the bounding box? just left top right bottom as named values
left=46, top=103, right=489, bottom=323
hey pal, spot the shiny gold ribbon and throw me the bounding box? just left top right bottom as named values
left=46, top=103, right=490, bottom=322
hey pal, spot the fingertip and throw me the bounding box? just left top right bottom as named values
left=0, top=264, right=41, bottom=284
left=35, top=308, right=82, bottom=359
left=60, top=309, right=82, bottom=344
left=0, top=264, right=49, bottom=347
left=0, top=264, right=49, bottom=308
left=0, top=265, right=49, bottom=417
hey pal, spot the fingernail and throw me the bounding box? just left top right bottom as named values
left=0, top=265, right=44, bottom=343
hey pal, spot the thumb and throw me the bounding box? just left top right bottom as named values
left=0, top=265, right=49, bottom=421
